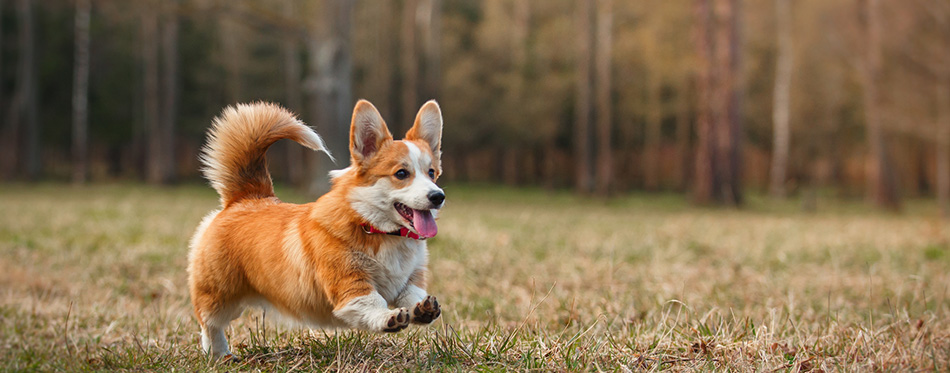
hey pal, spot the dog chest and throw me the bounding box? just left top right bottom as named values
left=371, top=239, right=427, bottom=304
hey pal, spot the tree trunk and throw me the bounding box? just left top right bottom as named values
left=644, top=59, right=662, bottom=191
left=15, top=0, right=38, bottom=179
left=503, top=147, right=519, bottom=186
left=913, top=140, right=928, bottom=196
left=142, top=3, right=166, bottom=184
left=938, top=78, right=950, bottom=218
left=370, top=0, right=394, bottom=119
left=939, top=133, right=950, bottom=218
left=159, top=0, right=178, bottom=183
left=0, top=0, right=3, bottom=122
left=715, top=0, right=743, bottom=205
left=282, top=0, right=306, bottom=188
left=306, top=0, right=353, bottom=196
left=593, top=0, right=613, bottom=197
left=420, top=0, right=441, bottom=101
left=543, top=137, right=557, bottom=190
left=821, top=63, right=845, bottom=197
left=676, top=77, right=692, bottom=191
left=400, top=0, right=419, bottom=133
left=72, top=0, right=91, bottom=184
left=861, top=0, right=900, bottom=210
left=693, top=0, right=717, bottom=204
left=693, top=0, right=742, bottom=206
left=769, top=0, right=792, bottom=198
left=574, top=0, right=594, bottom=195
left=0, top=0, right=6, bottom=180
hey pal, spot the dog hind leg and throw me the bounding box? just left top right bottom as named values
left=196, top=298, right=244, bottom=359
left=200, top=324, right=231, bottom=359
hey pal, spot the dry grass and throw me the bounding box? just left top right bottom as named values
left=1, top=183, right=948, bottom=371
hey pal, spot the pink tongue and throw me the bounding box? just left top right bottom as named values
left=411, top=209, right=438, bottom=238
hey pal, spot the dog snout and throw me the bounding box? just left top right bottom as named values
left=427, top=191, right=445, bottom=207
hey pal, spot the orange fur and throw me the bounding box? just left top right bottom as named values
left=188, top=100, right=444, bottom=359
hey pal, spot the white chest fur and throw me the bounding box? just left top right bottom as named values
left=371, top=239, right=428, bottom=304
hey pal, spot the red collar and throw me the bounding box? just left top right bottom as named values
left=360, top=223, right=425, bottom=240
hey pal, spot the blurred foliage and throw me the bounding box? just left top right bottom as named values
left=0, top=0, right=946, bottom=198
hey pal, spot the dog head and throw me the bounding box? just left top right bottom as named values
left=333, top=99, right=444, bottom=238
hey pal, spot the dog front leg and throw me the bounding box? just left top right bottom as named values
left=394, top=284, right=427, bottom=309
left=333, top=291, right=411, bottom=332
left=395, top=269, right=441, bottom=325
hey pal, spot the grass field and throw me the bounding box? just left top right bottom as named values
left=1, top=183, right=948, bottom=371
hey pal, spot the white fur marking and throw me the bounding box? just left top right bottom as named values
left=329, top=166, right=352, bottom=180
left=198, top=304, right=243, bottom=358
left=349, top=178, right=403, bottom=232
left=405, top=141, right=422, bottom=165
left=188, top=210, right=220, bottom=250
left=373, top=239, right=428, bottom=303
left=395, top=284, right=428, bottom=309
left=200, top=325, right=231, bottom=358
left=333, top=292, right=398, bottom=331
left=299, top=127, right=335, bottom=162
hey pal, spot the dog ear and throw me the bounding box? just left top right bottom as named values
left=406, top=100, right=443, bottom=159
left=350, top=100, right=393, bottom=166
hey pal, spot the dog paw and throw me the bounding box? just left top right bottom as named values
left=382, top=308, right=410, bottom=333
left=222, top=353, right=242, bottom=363
left=411, top=295, right=441, bottom=324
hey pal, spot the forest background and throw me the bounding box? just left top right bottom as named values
left=0, top=0, right=948, bottom=212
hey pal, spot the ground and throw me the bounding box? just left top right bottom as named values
left=1, top=183, right=948, bottom=371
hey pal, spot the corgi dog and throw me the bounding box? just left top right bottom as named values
left=188, top=99, right=445, bottom=360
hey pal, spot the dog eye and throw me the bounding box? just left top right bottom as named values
left=428, top=169, right=435, bottom=179
left=394, top=169, right=409, bottom=180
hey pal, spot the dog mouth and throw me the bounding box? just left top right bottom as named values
left=394, top=202, right=438, bottom=238
left=395, top=202, right=415, bottom=225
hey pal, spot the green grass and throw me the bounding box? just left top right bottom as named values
left=1, top=183, right=948, bottom=371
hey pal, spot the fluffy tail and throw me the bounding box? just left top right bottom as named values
left=200, top=102, right=333, bottom=207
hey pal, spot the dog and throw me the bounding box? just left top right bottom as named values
left=187, top=99, right=445, bottom=360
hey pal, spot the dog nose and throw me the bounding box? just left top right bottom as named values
left=428, top=191, right=445, bottom=206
